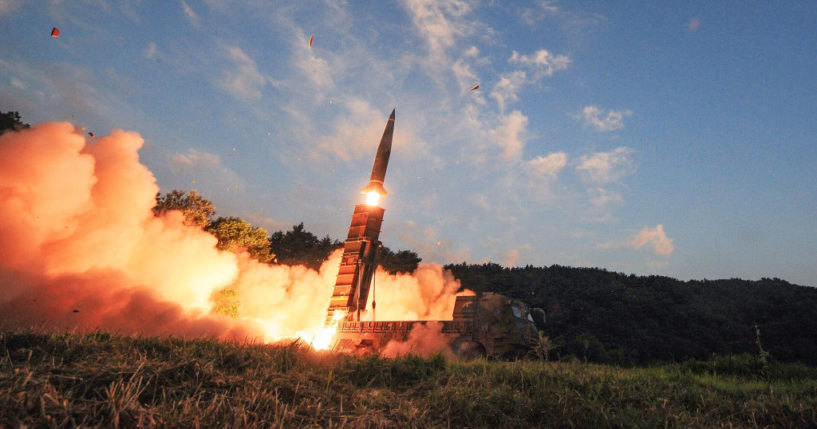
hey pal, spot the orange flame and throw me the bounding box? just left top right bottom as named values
left=298, top=310, right=345, bottom=350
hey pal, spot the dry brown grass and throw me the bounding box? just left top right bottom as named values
left=2, top=330, right=816, bottom=428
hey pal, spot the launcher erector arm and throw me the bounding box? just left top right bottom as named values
left=326, top=204, right=384, bottom=323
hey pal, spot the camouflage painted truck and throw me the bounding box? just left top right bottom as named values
left=331, top=292, right=542, bottom=358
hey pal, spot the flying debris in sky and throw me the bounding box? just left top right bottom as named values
left=87, top=132, right=94, bottom=138
left=50, top=27, right=60, bottom=38
left=470, top=83, right=480, bottom=91
left=309, top=34, right=314, bottom=48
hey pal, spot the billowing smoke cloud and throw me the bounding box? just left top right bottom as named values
left=380, top=322, right=455, bottom=358
left=0, top=123, right=334, bottom=341
left=360, top=264, right=473, bottom=321
left=0, top=123, right=469, bottom=349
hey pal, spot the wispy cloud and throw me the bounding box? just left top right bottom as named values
left=217, top=45, right=265, bottom=101
left=313, top=97, right=386, bottom=162
left=489, top=48, right=570, bottom=112
left=576, top=146, right=635, bottom=184
left=490, top=110, right=528, bottom=160
left=502, top=244, right=531, bottom=267
left=526, top=152, right=567, bottom=179
left=402, top=0, right=474, bottom=66
left=520, top=1, right=560, bottom=26
left=581, top=105, right=632, bottom=131
left=597, top=224, right=674, bottom=256
left=143, top=42, right=159, bottom=61
left=0, top=0, right=21, bottom=18
left=490, top=70, right=526, bottom=112
left=587, top=187, right=622, bottom=207
left=452, top=51, right=480, bottom=94
left=181, top=0, right=200, bottom=26
left=509, top=49, right=571, bottom=78
left=295, top=50, right=334, bottom=90
left=10, top=77, right=25, bottom=89
left=631, top=225, right=674, bottom=255
left=396, top=220, right=472, bottom=264
left=170, top=148, right=245, bottom=191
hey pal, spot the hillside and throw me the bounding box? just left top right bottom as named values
left=2, top=331, right=816, bottom=428
left=265, top=223, right=817, bottom=367
left=446, top=263, right=817, bottom=365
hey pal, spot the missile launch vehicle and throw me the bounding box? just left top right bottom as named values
left=326, top=109, right=541, bottom=358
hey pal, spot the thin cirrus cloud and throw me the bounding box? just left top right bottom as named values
left=180, top=0, right=200, bottom=26
left=402, top=0, right=474, bottom=65
left=295, top=50, right=334, bottom=90
left=143, top=42, right=159, bottom=61
left=587, top=187, right=622, bottom=207
left=520, top=1, right=560, bottom=26
left=581, top=105, right=632, bottom=131
left=217, top=45, right=266, bottom=101
left=576, top=146, right=635, bottom=184
left=313, top=97, right=385, bottom=162
left=0, top=0, right=22, bottom=18
left=170, top=148, right=245, bottom=191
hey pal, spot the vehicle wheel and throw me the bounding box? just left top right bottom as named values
left=453, top=339, right=486, bottom=359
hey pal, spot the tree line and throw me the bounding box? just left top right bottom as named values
left=445, top=262, right=817, bottom=366
left=153, top=189, right=421, bottom=274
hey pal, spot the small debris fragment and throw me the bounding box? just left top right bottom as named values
left=309, top=34, right=314, bottom=48
left=470, top=83, right=480, bottom=91
left=51, top=27, right=60, bottom=38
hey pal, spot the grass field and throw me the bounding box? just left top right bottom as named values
left=2, top=330, right=816, bottom=428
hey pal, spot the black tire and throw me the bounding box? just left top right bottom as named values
left=453, top=338, right=486, bottom=359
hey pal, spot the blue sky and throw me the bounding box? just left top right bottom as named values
left=2, top=1, right=815, bottom=286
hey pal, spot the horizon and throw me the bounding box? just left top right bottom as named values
left=2, top=2, right=815, bottom=286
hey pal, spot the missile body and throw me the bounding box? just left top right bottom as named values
left=360, top=109, right=395, bottom=196
left=326, top=108, right=395, bottom=324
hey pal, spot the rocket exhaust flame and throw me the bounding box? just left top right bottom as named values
left=299, top=310, right=346, bottom=350
left=365, top=191, right=380, bottom=206
left=0, top=121, right=468, bottom=354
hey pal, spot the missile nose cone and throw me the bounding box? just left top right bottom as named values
left=362, top=109, right=395, bottom=196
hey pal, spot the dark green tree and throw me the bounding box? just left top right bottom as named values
left=445, top=262, right=817, bottom=365
left=206, top=216, right=274, bottom=263
left=153, top=189, right=215, bottom=228
left=378, top=248, right=422, bottom=274
left=0, top=111, right=30, bottom=135
left=268, top=223, right=342, bottom=270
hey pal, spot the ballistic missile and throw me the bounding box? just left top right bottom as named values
left=360, top=108, right=395, bottom=197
